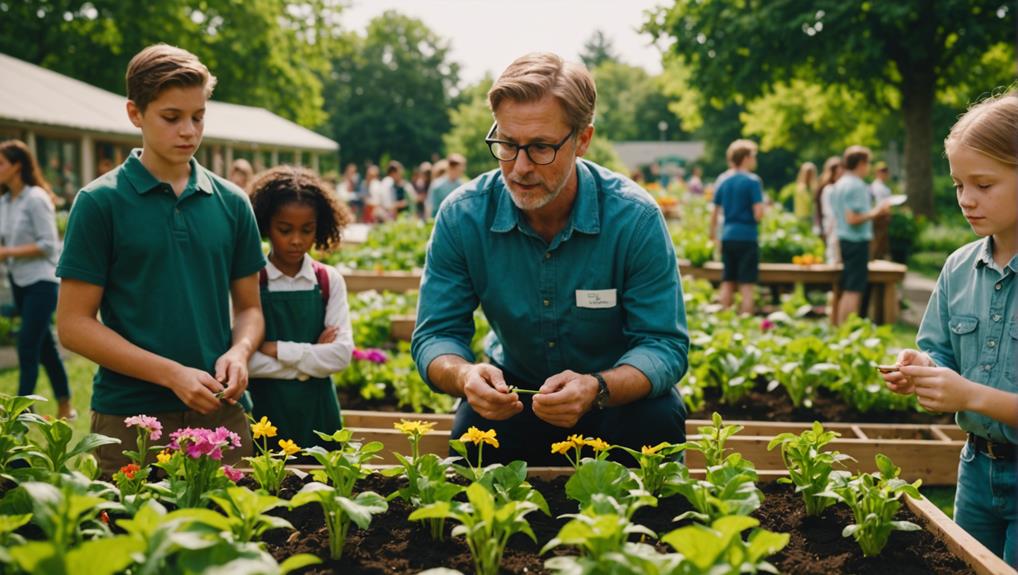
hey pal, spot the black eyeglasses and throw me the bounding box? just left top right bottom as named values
left=484, top=123, right=575, bottom=165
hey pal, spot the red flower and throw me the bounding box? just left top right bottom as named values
left=99, top=511, right=110, bottom=524
left=119, top=463, right=141, bottom=480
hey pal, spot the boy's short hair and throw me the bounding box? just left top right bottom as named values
left=126, top=44, right=217, bottom=112
left=842, top=145, right=871, bottom=171
left=726, top=139, right=758, bottom=167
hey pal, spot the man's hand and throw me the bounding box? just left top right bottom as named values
left=899, top=365, right=975, bottom=413
left=317, top=326, right=339, bottom=344
left=880, top=349, right=934, bottom=395
left=214, top=348, right=250, bottom=405
left=167, top=365, right=224, bottom=414
left=532, top=370, right=599, bottom=428
left=462, top=363, right=523, bottom=420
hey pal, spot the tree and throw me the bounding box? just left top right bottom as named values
left=579, top=29, right=620, bottom=70
left=0, top=0, right=340, bottom=127
left=442, top=76, right=498, bottom=177
left=323, top=10, right=460, bottom=168
left=645, top=0, right=1015, bottom=217
left=592, top=61, right=685, bottom=142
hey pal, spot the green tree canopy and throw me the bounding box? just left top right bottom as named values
left=442, top=76, right=498, bottom=177
left=323, top=10, right=460, bottom=168
left=592, top=61, right=685, bottom=142
left=645, top=0, right=1015, bottom=217
left=579, top=29, right=620, bottom=70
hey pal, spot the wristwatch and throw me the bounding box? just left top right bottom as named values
left=592, top=372, right=610, bottom=410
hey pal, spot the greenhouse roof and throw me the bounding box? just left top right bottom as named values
left=0, top=52, right=337, bottom=152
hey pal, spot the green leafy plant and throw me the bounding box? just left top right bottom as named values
left=410, top=482, right=542, bottom=575
left=541, top=493, right=657, bottom=564
left=664, top=453, right=763, bottom=524
left=303, top=429, right=384, bottom=494
left=617, top=441, right=687, bottom=498
left=384, top=420, right=462, bottom=540
left=21, top=417, right=119, bottom=480
left=681, top=412, right=743, bottom=468
left=565, top=458, right=645, bottom=512
left=244, top=416, right=295, bottom=495
left=767, top=421, right=853, bottom=516
left=0, top=392, right=47, bottom=477
left=205, top=486, right=294, bottom=543
left=291, top=481, right=388, bottom=560
left=820, top=454, right=922, bottom=557
left=661, top=515, right=790, bottom=574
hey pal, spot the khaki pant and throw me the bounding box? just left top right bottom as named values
left=91, top=403, right=253, bottom=479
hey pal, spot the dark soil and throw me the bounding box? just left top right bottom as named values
left=261, top=472, right=972, bottom=575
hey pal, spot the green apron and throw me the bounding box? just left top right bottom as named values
left=248, top=283, right=341, bottom=450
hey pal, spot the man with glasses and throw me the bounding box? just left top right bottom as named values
left=411, top=52, right=689, bottom=465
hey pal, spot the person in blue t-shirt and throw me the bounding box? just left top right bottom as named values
left=709, top=139, right=765, bottom=314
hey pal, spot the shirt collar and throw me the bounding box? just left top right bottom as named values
left=264, top=255, right=315, bottom=282
left=123, top=149, right=214, bottom=196
left=974, top=236, right=1018, bottom=273
left=489, top=159, right=601, bottom=236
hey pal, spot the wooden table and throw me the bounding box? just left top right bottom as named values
left=678, top=259, right=908, bottom=324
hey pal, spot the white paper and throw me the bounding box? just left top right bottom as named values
left=575, top=289, right=617, bottom=309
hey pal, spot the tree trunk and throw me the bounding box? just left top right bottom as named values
left=899, top=63, right=937, bottom=219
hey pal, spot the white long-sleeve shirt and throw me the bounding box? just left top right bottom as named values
left=248, top=257, right=354, bottom=380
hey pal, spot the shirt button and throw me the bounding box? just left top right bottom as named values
left=983, top=364, right=992, bottom=371
left=988, top=340, right=996, bottom=347
left=993, top=314, right=1002, bottom=322
left=548, top=341, right=556, bottom=348
left=543, top=299, right=550, bottom=307
left=544, top=252, right=552, bottom=260
left=995, top=283, right=1002, bottom=290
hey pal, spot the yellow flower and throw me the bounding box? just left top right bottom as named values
left=642, top=442, right=668, bottom=456
left=567, top=434, right=586, bottom=448
left=551, top=441, right=574, bottom=455
left=156, top=449, right=171, bottom=464
left=278, top=439, right=301, bottom=456
left=460, top=426, right=499, bottom=448
left=251, top=416, right=278, bottom=440
left=394, top=420, right=437, bottom=436
left=586, top=438, right=611, bottom=452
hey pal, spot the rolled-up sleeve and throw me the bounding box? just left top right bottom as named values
left=411, top=210, right=479, bottom=390
left=26, top=194, right=59, bottom=258
left=917, top=270, right=956, bottom=371
left=613, top=206, right=689, bottom=397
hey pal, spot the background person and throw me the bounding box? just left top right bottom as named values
left=228, top=158, right=254, bottom=193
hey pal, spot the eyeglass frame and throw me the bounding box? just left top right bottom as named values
left=484, top=122, right=576, bottom=165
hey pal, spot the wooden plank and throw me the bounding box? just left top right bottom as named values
left=342, top=270, right=421, bottom=293
left=850, top=425, right=868, bottom=439
left=907, top=495, right=1018, bottom=575
left=390, top=315, right=416, bottom=341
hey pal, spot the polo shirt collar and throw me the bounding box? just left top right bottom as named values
left=489, top=160, right=601, bottom=236
left=974, top=236, right=1018, bottom=273
left=123, top=149, right=214, bottom=196
left=264, top=255, right=316, bottom=282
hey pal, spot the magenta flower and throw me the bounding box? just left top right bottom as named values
left=124, top=414, right=163, bottom=441
left=222, top=465, right=244, bottom=483
left=170, top=426, right=242, bottom=460
left=366, top=349, right=388, bottom=364
left=761, top=319, right=775, bottom=332
left=352, top=348, right=369, bottom=361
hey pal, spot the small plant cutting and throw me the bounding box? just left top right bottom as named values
left=767, top=421, right=853, bottom=516
left=819, top=454, right=923, bottom=557
left=244, top=416, right=299, bottom=495
left=385, top=420, right=462, bottom=540
left=153, top=426, right=243, bottom=508
left=113, top=415, right=164, bottom=496
left=410, top=481, right=542, bottom=575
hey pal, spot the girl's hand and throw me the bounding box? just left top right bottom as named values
left=881, top=349, right=933, bottom=395
left=317, top=326, right=339, bottom=344
left=898, top=365, right=975, bottom=413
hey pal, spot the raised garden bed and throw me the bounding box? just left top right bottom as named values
left=343, top=270, right=421, bottom=293
left=255, top=468, right=1014, bottom=575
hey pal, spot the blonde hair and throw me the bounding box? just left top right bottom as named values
left=945, top=92, right=1018, bottom=167
left=126, top=44, right=216, bottom=112
left=796, top=161, right=817, bottom=192
left=488, top=52, right=596, bottom=132
left=726, top=139, right=757, bottom=167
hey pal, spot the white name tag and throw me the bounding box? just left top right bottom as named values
left=575, top=289, right=617, bottom=309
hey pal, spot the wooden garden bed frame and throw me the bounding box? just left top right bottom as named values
left=343, top=270, right=422, bottom=293
left=341, top=410, right=965, bottom=485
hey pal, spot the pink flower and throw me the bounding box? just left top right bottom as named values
left=170, top=426, right=242, bottom=460
left=760, top=319, right=775, bottom=332
left=366, top=349, right=388, bottom=364
left=125, top=415, right=163, bottom=441
left=352, top=348, right=369, bottom=361
left=222, top=465, right=244, bottom=482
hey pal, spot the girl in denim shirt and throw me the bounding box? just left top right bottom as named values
left=882, top=92, right=1017, bottom=564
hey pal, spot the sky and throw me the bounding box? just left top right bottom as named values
left=342, top=0, right=672, bottom=84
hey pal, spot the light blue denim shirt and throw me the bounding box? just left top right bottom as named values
left=411, top=159, right=689, bottom=398
left=0, top=185, right=59, bottom=286
left=830, top=174, right=873, bottom=242
left=917, top=237, right=1018, bottom=444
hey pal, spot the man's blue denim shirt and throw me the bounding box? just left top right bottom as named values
left=411, top=159, right=689, bottom=398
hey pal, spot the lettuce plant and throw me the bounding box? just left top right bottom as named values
left=767, top=421, right=853, bottom=516
left=292, top=482, right=388, bottom=560
left=410, top=482, right=542, bottom=575
left=664, top=453, right=763, bottom=524
left=820, top=454, right=922, bottom=556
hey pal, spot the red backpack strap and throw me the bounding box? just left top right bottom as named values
left=311, top=260, right=331, bottom=308
left=258, top=267, right=268, bottom=289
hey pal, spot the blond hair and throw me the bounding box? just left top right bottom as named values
left=126, top=44, right=216, bottom=112
left=726, top=139, right=757, bottom=167
left=488, top=52, right=596, bottom=132
left=945, top=92, right=1018, bottom=167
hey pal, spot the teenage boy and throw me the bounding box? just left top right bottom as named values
left=830, top=145, right=890, bottom=325
left=56, top=44, right=266, bottom=477
left=709, top=139, right=765, bottom=314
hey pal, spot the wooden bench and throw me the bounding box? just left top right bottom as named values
left=678, top=259, right=907, bottom=324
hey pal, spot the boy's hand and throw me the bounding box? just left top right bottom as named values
left=169, top=366, right=224, bottom=414
left=898, top=365, right=974, bottom=413
left=881, top=349, right=933, bottom=395
left=317, top=326, right=339, bottom=344
left=532, top=370, right=599, bottom=428
left=214, top=348, right=250, bottom=404
left=461, top=363, right=522, bottom=421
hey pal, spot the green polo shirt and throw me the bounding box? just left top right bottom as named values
left=57, top=149, right=266, bottom=415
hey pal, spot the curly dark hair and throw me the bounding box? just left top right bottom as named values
left=248, top=165, right=352, bottom=251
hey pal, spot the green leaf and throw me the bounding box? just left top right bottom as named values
left=466, top=482, right=495, bottom=526
left=9, top=541, right=61, bottom=574
left=67, top=537, right=146, bottom=575
left=279, top=553, right=323, bottom=574
left=0, top=513, right=31, bottom=533
left=661, top=524, right=725, bottom=570
left=337, top=491, right=387, bottom=530
left=409, top=501, right=452, bottom=521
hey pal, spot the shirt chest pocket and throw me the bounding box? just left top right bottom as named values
left=948, top=315, right=979, bottom=371
left=1006, top=321, right=1018, bottom=387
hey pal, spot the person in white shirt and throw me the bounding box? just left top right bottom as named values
left=246, top=166, right=354, bottom=449
left=869, top=161, right=893, bottom=259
